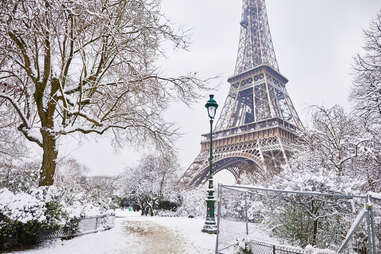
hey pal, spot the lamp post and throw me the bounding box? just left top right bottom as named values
left=202, top=94, right=218, bottom=234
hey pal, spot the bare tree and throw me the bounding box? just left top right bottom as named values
left=0, top=0, right=208, bottom=186
left=288, top=105, right=380, bottom=191
left=351, top=10, right=381, bottom=191
left=54, top=157, right=88, bottom=189
left=0, top=103, right=35, bottom=191
left=304, top=105, right=365, bottom=175
left=351, top=10, right=381, bottom=122
left=122, top=153, right=178, bottom=216
left=267, top=105, right=381, bottom=247
left=0, top=107, right=26, bottom=163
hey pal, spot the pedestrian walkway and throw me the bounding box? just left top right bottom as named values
left=124, top=220, right=186, bottom=253
left=6, top=213, right=215, bottom=254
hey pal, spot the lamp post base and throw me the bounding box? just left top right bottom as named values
left=202, top=219, right=217, bottom=234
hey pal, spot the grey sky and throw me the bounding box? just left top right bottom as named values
left=61, top=0, right=381, bottom=176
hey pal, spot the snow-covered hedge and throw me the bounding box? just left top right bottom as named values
left=0, top=183, right=117, bottom=250
left=0, top=188, right=46, bottom=223
left=0, top=187, right=79, bottom=250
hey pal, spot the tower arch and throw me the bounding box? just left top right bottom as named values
left=188, top=154, right=266, bottom=186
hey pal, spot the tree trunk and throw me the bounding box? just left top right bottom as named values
left=139, top=198, right=146, bottom=216
left=312, top=219, right=318, bottom=246
left=39, top=129, right=58, bottom=186
left=150, top=198, right=155, bottom=216
left=35, top=78, right=60, bottom=186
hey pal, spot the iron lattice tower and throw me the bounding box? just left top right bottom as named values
left=181, top=0, right=303, bottom=186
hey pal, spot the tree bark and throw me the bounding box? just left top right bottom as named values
left=312, top=219, right=318, bottom=246
left=36, top=78, right=60, bottom=186
left=39, top=129, right=58, bottom=186
left=311, top=200, right=319, bottom=246
left=150, top=198, right=155, bottom=216
left=139, top=198, right=146, bottom=216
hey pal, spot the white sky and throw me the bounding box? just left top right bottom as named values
left=60, top=0, right=380, bottom=177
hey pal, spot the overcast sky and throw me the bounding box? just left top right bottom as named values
left=61, top=0, right=380, bottom=177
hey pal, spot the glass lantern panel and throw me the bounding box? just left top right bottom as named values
left=208, top=106, right=217, bottom=118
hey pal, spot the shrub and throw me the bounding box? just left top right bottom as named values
left=234, top=237, right=253, bottom=254
left=158, top=200, right=179, bottom=211
left=0, top=187, right=78, bottom=250
left=175, top=188, right=205, bottom=217
left=62, top=217, right=81, bottom=237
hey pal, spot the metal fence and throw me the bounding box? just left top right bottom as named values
left=247, top=239, right=303, bottom=254
left=338, top=197, right=381, bottom=254
left=215, top=184, right=380, bottom=254
left=76, top=215, right=115, bottom=236
left=40, top=214, right=115, bottom=240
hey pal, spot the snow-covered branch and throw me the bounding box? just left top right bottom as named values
left=0, top=92, right=30, bottom=129
left=0, top=0, right=207, bottom=185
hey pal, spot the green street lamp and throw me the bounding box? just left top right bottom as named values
left=202, top=94, right=218, bottom=234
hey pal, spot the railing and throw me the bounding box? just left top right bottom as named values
left=248, top=240, right=303, bottom=254
left=201, top=118, right=298, bottom=143
left=76, top=214, right=115, bottom=236
left=40, top=214, right=115, bottom=240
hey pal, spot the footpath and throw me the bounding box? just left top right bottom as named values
left=7, top=212, right=215, bottom=254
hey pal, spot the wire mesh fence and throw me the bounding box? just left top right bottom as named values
left=76, top=214, right=115, bottom=236
left=215, top=184, right=380, bottom=254
left=39, top=214, right=115, bottom=240
left=372, top=198, right=381, bottom=251
left=248, top=239, right=304, bottom=254
left=338, top=197, right=381, bottom=254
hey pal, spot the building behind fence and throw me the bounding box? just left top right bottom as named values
left=215, top=184, right=380, bottom=254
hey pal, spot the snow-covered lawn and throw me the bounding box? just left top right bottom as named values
left=6, top=210, right=217, bottom=254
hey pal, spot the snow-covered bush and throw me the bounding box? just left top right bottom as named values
left=120, top=153, right=180, bottom=216
left=233, top=237, right=253, bottom=254
left=54, top=158, right=118, bottom=217
left=176, top=187, right=206, bottom=217
left=0, top=187, right=79, bottom=250
left=303, top=245, right=336, bottom=254
left=264, top=168, right=360, bottom=249
left=0, top=161, right=39, bottom=193
left=157, top=199, right=179, bottom=212
left=155, top=210, right=178, bottom=217
left=154, top=198, right=181, bottom=216
left=0, top=188, right=46, bottom=223
left=247, top=201, right=265, bottom=223
left=257, top=105, right=379, bottom=249
left=0, top=158, right=115, bottom=250
left=0, top=112, right=37, bottom=193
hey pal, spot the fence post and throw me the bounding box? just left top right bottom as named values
left=245, top=191, right=248, bottom=236
left=272, top=245, right=276, bottom=254
left=338, top=208, right=367, bottom=253
left=366, top=195, right=376, bottom=254
left=215, top=184, right=222, bottom=254
left=95, top=217, right=98, bottom=231
left=369, top=204, right=376, bottom=254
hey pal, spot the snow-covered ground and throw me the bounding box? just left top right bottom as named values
left=4, top=209, right=337, bottom=254
left=6, top=210, right=217, bottom=254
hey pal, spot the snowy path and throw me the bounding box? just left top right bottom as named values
left=6, top=212, right=216, bottom=254
left=123, top=220, right=186, bottom=253
left=122, top=214, right=216, bottom=254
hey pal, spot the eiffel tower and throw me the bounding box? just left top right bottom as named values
left=182, top=0, right=303, bottom=186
